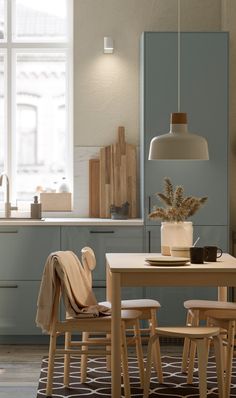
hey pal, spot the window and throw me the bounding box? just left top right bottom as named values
left=0, top=0, right=73, bottom=203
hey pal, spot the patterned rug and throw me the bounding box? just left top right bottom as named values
left=37, top=355, right=236, bottom=397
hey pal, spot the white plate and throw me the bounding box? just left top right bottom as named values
left=145, top=256, right=189, bottom=262
left=145, top=256, right=190, bottom=266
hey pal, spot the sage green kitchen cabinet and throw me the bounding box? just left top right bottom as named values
left=0, top=226, right=60, bottom=280
left=145, top=225, right=229, bottom=254
left=0, top=226, right=60, bottom=338
left=0, top=281, right=41, bottom=335
left=141, top=32, right=229, bottom=230
left=141, top=32, right=229, bottom=325
left=61, top=226, right=145, bottom=300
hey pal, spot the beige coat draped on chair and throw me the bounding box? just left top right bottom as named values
left=36, top=250, right=110, bottom=333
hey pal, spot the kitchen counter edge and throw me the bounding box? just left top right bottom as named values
left=0, top=218, right=144, bottom=226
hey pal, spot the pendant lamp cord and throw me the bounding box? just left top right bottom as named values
left=178, top=0, right=181, bottom=112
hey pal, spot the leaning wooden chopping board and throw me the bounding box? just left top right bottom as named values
left=89, top=159, right=100, bottom=217
left=99, top=126, right=137, bottom=218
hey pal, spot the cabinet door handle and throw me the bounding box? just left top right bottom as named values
left=148, top=230, right=151, bottom=253
left=0, top=230, right=18, bottom=234
left=93, top=285, right=106, bottom=289
left=0, top=284, right=18, bottom=288
left=89, top=230, right=115, bottom=234
left=148, top=196, right=151, bottom=214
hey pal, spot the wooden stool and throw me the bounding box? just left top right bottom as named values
left=182, top=299, right=236, bottom=383
left=144, top=326, right=224, bottom=398
left=206, top=309, right=236, bottom=398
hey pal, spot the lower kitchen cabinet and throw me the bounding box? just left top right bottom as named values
left=0, top=281, right=41, bottom=335
left=0, top=226, right=60, bottom=340
left=0, top=225, right=144, bottom=341
left=0, top=222, right=229, bottom=338
left=0, top=226, right=61, bottom=280
left=61, top=226, right=144, bottom=283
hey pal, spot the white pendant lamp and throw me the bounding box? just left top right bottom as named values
left=148, top=0, right=209, bottom=160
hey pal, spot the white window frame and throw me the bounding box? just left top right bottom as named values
left=0, top=0, right=73, bottom=205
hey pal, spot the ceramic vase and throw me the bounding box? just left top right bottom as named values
left=161, top=221, right=193, bottom=256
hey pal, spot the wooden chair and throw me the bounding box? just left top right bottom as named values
left=79, top=246, right=163, bottom=383
left=205, top=309, right=236, bottom=398
left=45, top=272, right=143, bottom=398
left=143, top=326, right=225, bottom=398
left=181, top=299, right=236, bottom=383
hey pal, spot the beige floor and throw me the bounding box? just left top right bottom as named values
left=0, top=344, right=183, bottom=398
left=0, top=345, right=48, bottom=398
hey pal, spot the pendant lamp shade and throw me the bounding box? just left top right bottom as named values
left=148, top=113, right=209, bottom=160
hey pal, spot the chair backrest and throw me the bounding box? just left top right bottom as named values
left=81, top=246, right=96, bottom=286
left=36, top=250, right=99, bottom=333
left=205, top=309, right=236, bottom=321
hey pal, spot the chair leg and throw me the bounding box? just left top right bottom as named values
left=143, top=334, right=160, bottom=398
left=187, top=310, right=200, bottom=384
left=149, top=309, right=163, bottom=383
left=195, top=338, right=208, bottom=398
left=64, top=332, right=71, bottom=387
left=80, top=331, right=89, bottom=383
left=225, top=320, right=235, bottom=398
left=182, top=310, right=193, bottom=373
left=46, top=332, right=57, bottom=397
left=121, top=321, right=131, bottom=398
left=213, top=335, right=225, bottom=398
left=106, top=333, right=111, bottom=371
left=134, top=319, right=144, bottom=387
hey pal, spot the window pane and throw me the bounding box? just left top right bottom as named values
left=14, top=0, right=67, bottom=42
left=15, top=52, right=67, bottom=200
left=0, top=52, right=5, bottom=174
left=0, top=0, right=6, bottom=41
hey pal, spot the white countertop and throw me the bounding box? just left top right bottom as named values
left=0, top=217, right=144, bottom=226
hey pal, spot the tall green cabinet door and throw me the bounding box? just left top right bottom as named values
left=141, top=32, right=229, bottom=233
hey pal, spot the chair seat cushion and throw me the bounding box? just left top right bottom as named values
left=99, top=298, right=161, bottom=309
left=184, top=299, right=236, bottom=310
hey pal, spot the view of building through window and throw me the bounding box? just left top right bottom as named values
left=0, top=53, right=4, bottom=170
left=0, top=0, right=71, bottom=204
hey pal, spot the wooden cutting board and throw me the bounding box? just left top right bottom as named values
left=89, top=159, right=100, bottom=218
left=99, top=126, right=137, bottom=218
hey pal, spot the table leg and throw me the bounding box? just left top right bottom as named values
left=218, top=286, right=227, bottom=301
left=111, top=272, right=121, bottom=398
left=106, top=264, right=111, bottom=371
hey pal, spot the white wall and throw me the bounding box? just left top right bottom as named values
left=74, top=0, right=221, bottom=147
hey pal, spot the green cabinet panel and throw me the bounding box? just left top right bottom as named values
left=145, top=286, right=217, bottom=327
left=0, top=226, right=60, bottom=280
left=0, top=225, right=144, bottom=340
left=145, top=225, right=229, bottom=254
left=141, top=32, right=229, bottom=229
left=0, top=281, right=41, bottom=335
left=61, top=226, right=144, bottom=282
left=141, top=32, right=229, bottom=325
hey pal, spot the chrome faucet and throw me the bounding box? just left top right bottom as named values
left=0, top=173, right=18, bottom=218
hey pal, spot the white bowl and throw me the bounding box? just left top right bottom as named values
left=170, top=246, right=190, bottom=259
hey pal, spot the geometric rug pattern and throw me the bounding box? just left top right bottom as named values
left=37, top=355, right=236, bottom=397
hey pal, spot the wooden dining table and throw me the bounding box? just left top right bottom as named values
left=105, top=252, right=236, bottom=398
